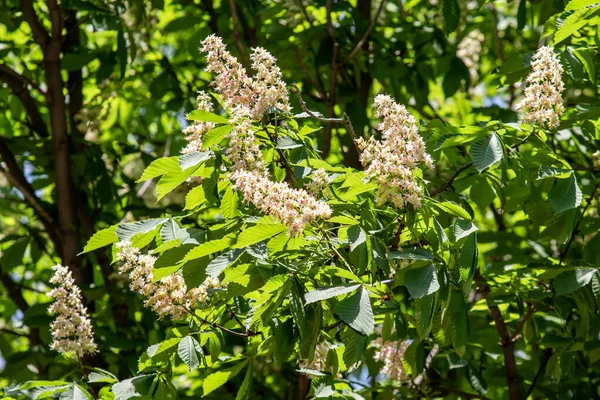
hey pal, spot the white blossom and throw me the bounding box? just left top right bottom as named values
left=356, top=94, right=433, bottom=209
left=48, top=265, right=97, bottom=360
left=516, top=46, right=565, bottom=129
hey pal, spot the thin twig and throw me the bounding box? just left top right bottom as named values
left=339, top=0, right=387, bottom=67
left=290, top=83, right=358, bottom=143
left=228, top=0, right=249, bottom=69
left=430, top=162, right=473, bottom=196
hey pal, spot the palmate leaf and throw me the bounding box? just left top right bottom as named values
left=234, top=224, right=287, bottom=249
left=137, top=157, right=180, bottom=182
left=470, top=133, right=503, bottom=173
left=333, top=286, right=374, bottom=336
left=548, top=174, right=582, bottom=214
left=403, top=263, right=440, bottom=298
left=202, top=124, right=233, bottom=149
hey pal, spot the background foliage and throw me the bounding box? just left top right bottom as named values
left=0, top=0, right=599, bottom=399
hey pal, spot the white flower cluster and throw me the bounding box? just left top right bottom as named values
left=198, top=35, right=332, bottom=235
left=373, top=337, right=409, bottom=381
left=304, top=168, right=329, bottom=196
left=592, top=150, right=600, bottom=169
left=201, top=35, right=289, bottom=120
left=516, top=46, right=565, bottom=129
left=182, top=92, right=215, bottom=155
left=357, top=95, right=433, bottom=209
left=231, top=170, right=332, bottom=235
left=116, top=241, right=221, bottom=319
left=47, top=265, right=97, bottom=360
left=457, top=30, right=484, bottom=82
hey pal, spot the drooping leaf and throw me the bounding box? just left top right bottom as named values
left=178, top=336, right=203, bottom=370
left=234, top=224, right=287, bottom=249
left=348, top=225, right=367, bottom=252
left=203, top=124, right=233, bottom=149
left=206, top=248, right=244, bottom=277
left=554, top=267, right=597, bottom=295
left=470, top=133, right=503, bottom=173
left=333, top=287, right=374, bottom=335
left=388, top=247, right=433, bottom=261
left=452, top=220, right=478, bottom=241
left=137, top=157, right=180, bottom=182
left=179, top=151, right=211, bottom=171
left=548, top=174, right=582, bottom=214
left=235, top=365, right=253, bottom=400
left=403, top=263, right=440, bottom=298
left=111, top=374, right=156, bottom=400
left=304, top=284, right=361, bottom=305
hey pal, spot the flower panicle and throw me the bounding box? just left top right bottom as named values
left=357, top=94, right=433, bottom=209
left=516, top=46, right=565, bottom=129
left=47, top=264, right=97, bottom=360
left=115, top=241, right=222, bottom=320
left=230, top=170, right=332, bottom=235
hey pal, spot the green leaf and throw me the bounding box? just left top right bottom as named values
left=178, top=336, right=203, bottom=370
left=81, top=225, right=118, bottom=254
left=147, top=337, right=182, bottom=358
left=403, top=263, right=440, bottom=298
left=185, top=185, right=207, bottom=210
left=220, top=186, right=239, bottom=218
left=348, top=225, right=367, bottom=252
left=179, top=151, right=211, bottom=171
left=289, top=279, right=306, bottom=337
left=156, top=166, right=200, bottom=201
left=573, top=48, right=596, bottom=84
left=389, top=247, right=433, bottom=261
left=234, top=224, right=287, bottom=249
left=188, top=109, right=229, bottom=124
left=116, top=218, right=167, bottom=241
left=1, top=237, right=29, bottom=271
left=554, top=6, right=600, bottom=44
left=305, top=284, right=361, bottom=305
left=203, top=125, right=233, bottom=149
left=548, top=174, right=582, bottom=214
left=181, top=236, right=234, bottom=263
left=470, top=133, right=503, bottom=173
left=537, top=166, right=572, bottom=180
left=333, top=286, right=374, bottom=335
left=87, top=369, right=118, bottom=384
left=443, top=0, right=460, bottom=33
left=203, top=360, right=249, bottom=396
left=430, top=200, right=472, bottom=220
left=137, top=157, right=180, bottom=182
left=554, top=267, right=597, bottom=295
left=276, top=135, right=303, bottom=149
left=452, top=220, right=478, bottom=241
left=111, top=374, right=156, bottom=400
left=235, top=365, right=253, bottom=400
left=415, top=294, right=435, bottom=338
left=59, top=383, right=93, bottom=400
left=206, top=248, right=244, bottom=277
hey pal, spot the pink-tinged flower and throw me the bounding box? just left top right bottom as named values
left=182, top=91, right=215, bottom=155
left=250, top=47, right=290, bottom=118
left=201, top=35, right=254, bottom=113
left=115, top=241, right=223, bottom=319
left=373, top=337, right=409, bottom=381
left=304, top=168, right=329, bottom=196
left=230, top=170, right=332, bottom=235
left=516, top=46, right=565, bottom=129
left=224, top=118, right=266, bottom=174
left=47, top=265, right=97, bottom=360
left=357, top=95, right=433, bottom=209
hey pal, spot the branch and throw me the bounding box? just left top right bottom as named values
left=290, top=83, right=358, bottom=144
left=0, top=138, right=63, bottom=255
left=199, top=317, right=257, bottom=338
left=430, top=162, right=473, bottom=196
left=200, top=0, right=219, bottom=34
left=228, top=0, right=249, bottom=69
left=526, top=349, right=552, bottom=398
left=475, top=272, right=520, bottom=400
left=0, top=64, right=48, bottom=137
left=20, top=0, right=50, bottom=47
left=338, top=0, right=387, bottom=67
left=46, top=0, right=63, bottom=38
left=510, top=301, right=534, bottom=342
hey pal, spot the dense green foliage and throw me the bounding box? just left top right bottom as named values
left=1, top=1, right=600, bottom=399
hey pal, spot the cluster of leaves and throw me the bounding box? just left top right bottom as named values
left=1, top=0, right=600, bottom=399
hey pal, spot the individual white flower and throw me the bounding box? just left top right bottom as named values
left=356, top=94, right=433, bottom=209
left=516, top=46, right=565, bottom=129
left=48, top=265, right=97, bottom=360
